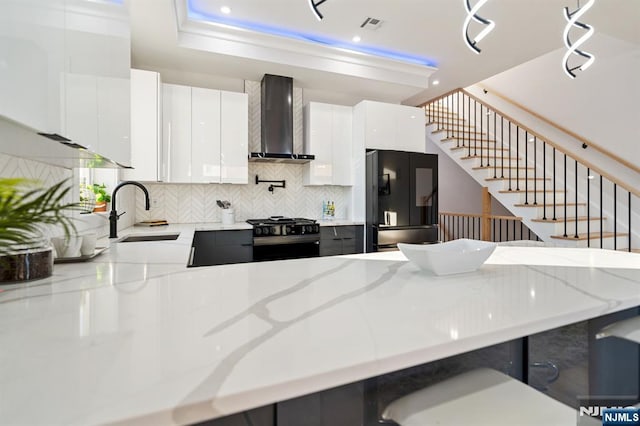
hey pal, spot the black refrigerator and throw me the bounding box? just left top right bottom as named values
left=366, top=150, right=438, bottom=252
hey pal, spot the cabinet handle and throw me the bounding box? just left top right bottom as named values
left=332, top=238, right=341, bottom=241
left=188, top=246, right=195, bottom=266
left=241, top=243, right=253, bottom=247
left=343, top=237, right=353, bottom=240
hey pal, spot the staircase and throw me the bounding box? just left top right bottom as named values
left=422, top=89, right=639, bottom=251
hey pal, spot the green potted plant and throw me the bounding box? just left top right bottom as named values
left=92, top=183, right=111, bottom=212
left=0, top=178, right=78, bottom=283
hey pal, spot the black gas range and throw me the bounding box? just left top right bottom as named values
left=246, top=217, right=320, bottom=261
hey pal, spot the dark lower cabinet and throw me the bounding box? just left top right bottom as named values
left=319, top=225, right=364, bottom=256
left=190, top=230, right=253, bottom=267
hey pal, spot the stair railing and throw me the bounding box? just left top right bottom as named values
left=422, top=89, right=639, bottom=251
left=439, top=211, right=540, bottom=243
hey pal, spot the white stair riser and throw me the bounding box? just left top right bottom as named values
left=477, top=168, right=538, bottom=179
left=572, top=235, right=629, bottom=250
left=539, top=219, right=605, bottom=234
left=461, top=157, right=524, bottom=167
left=505, top=192, right=567, bottom=204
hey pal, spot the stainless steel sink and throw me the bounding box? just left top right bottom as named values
left=119, top=233, right=180, bottom=243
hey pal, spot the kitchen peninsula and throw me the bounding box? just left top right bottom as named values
left=1, top=224, right=639, bottom=425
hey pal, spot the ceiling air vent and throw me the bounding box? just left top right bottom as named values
left=360, top=17, right=383, bottom=30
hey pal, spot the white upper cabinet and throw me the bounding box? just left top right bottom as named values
left=303, top=102, right=353, bottom=186
left=0, top=0, right=66, bottom=134
left=220, top=91, right=248, bottom=184
left=355, top=100, right=425, bottom=153
left=124, top=69, right=161, bottom=181
left=0, top=0, right=131, bottom=167
left=192, top=87, right=221, bottom=183
left=162, top=83, right=192, bottom=183
left=160, top=83, right=248, bottom=184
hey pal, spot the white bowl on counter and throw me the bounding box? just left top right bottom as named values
left=398, top=239, right=497, bottom=276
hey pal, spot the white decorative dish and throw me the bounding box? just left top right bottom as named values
left=398, top=239, right=497, bottom=276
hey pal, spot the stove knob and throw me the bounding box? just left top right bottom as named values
left=285, top=225, right=292, bottom=235
left=313, top=224, right=320, bottom=233
left=255, top=227, right=262, bottom=236
left=305, top=225, right=312, bottom=233
left=270, top=227, right=277, bottom=235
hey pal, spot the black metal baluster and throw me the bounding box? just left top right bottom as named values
left=600, top=175, right=603, bottom=248
left=563, top=154, right=568, bottom=237
left=508, top=123, right=512, bottom=191
left=480, top=104, right=484, bottom=167
left=474, top=100, right=477, bottom=157
left=614, top=183, right=617, bottom=250
left=542, top=142, right=547, bottom=220
left=587, top=168, right=590, bottom=248
left=493, top=112, right=497, bottom=178
left=467, top=216, right=470, bottom=238
left=500, top=116, right=505, bottom=178
left=574, top=160, right=579, bottom=239
left=553, top=148, right=557, bottom=221
left=499, top=219, right=503, bottom=241
left=457, top=92, right=461, bottom=148
left=533, top=136, right=537, bottom=205
left=628, top=192, right=632, bottom=252
left=516, top=127, right=520, bottom=191
left=467, top=95, right=471, bottom=156
left=524, top=131, right=528, bottom=204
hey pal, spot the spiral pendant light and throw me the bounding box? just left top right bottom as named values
left=562, top=0, right=596, bottom=78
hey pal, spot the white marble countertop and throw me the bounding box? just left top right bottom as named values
left=1, top=229, right=639, bottom=425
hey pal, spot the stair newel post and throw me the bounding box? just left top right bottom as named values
left=524, top=130, right=528, bottom=204
left=575, top=160, right=579, bottom=239
left=563, top=154, right=568, bottom=237
left=482, top=187, right=491, bottom=241
left=542, top=143, right=547, bottom=220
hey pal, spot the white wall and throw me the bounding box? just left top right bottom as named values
left=425, top=136, right=511, bottom=216
left=480, top=33, right=640, bottom=171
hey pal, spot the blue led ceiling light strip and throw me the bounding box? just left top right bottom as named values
left=562, top=0, right=595, bottom=79
left=185, top=0, right=437, bottom=67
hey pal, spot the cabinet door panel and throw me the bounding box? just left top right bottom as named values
left=304, top=102, right=333, bottom=185
left=125, top=69, right=160, bottom=181
left=395, top=105, right=425, bottom=153
left=162, top=84, right=191, bottom=183
left=97, top=76, right=130, bottom=165
left=216, top=230, right=253, bottom=246
left=331, top=105, right=353, bottom=186
left=220, top=91, right=248, bottom=184
left=192, top=87, right=221, bottom=183
left=64, top=73, right=98, bottom=151
left=364, top=102, right=395, bottom=150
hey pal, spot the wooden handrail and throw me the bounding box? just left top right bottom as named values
left=478, top=85, right=640, bottom=176
left=452, top=88, right=640, bottom=198
left=418, top=88, right=462, bottom=108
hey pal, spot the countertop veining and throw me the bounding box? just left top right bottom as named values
left=1, top=226, right=639, bottom=425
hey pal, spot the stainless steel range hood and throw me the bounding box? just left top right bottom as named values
left=249, top=74, right=314, bottom=164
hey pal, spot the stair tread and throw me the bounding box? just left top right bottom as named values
left=532, top=216, right=605, bottom=223
left=514, top=202, right=586, bottom=207
left=460, top=156, right=521, bottom=160
left=474, top=166, right=535, bottom=170
left=617, top=248, right=640, bottom=253
left=498, top=189, right=564, bottom=193
left=451, top=146, right=509, bottom=151
left=550, top=232, right=628, bottom=241
left=485, top=177, right=551, bottom=181
left=443, top=138, right=498, bottom=143
left=434, top=129, right=489, bottom=135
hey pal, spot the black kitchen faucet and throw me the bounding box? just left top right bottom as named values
left=109, top=181, right=150, bottom=238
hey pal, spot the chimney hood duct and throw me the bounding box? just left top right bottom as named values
left=250, top=74, right=315, bottom=163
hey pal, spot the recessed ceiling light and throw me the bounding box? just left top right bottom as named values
left=352, top=35, right=361, bottom=43
left=220, top=5, right=231, bottom=14
left=432, top=80, right=440, bottom=85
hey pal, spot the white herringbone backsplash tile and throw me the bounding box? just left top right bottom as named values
left=135, top=163, right=350, bottom=223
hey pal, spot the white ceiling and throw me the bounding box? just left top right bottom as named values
left=130, top=0, right=640, bottom=105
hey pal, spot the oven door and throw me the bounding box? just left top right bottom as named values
left=253, top=235, right=320, bottom=262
